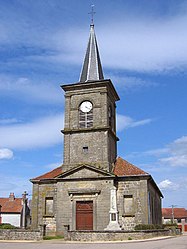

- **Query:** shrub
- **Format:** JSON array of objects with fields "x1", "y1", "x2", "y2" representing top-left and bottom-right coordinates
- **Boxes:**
[
  {"x1": 0, "y1": 223, "x2": 17, "y2": 229},
  {"x1": 163, "y1": 223, "x2": 178, "y2": 230},
  {"x1": 134, "y1": 224, "x2": 164, "y2": 230}
]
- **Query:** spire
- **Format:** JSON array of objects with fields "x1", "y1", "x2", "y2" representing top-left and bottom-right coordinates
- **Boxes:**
[{"x1": 79, "y1": 24, "x2": 104, "y2": 82}]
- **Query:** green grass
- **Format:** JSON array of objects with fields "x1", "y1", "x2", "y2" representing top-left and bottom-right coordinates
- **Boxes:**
[
  {"x1": 43, "y1": 235, "x2": 64, "y2": 240},
  {"x1": 0, "y1": 223, "x2": 18, "y2": 229}
]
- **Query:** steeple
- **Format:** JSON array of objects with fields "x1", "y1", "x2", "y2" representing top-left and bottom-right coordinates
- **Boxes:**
[{"x1": 79, "y1": 24, "x2": 104, "y2": 82}]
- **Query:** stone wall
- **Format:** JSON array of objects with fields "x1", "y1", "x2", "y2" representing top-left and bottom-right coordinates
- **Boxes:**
[
  {"x1": 0, "y1": 229, "x2": 42, "y2": 241},
  {"x1": 67, "y1": 230, "x2": 170, "y2": 241},
  {"x1": 117, "y1": 178, "x2": 149, "y2": 230},
  {"x1": 148, "y1": 181, "x2": 162, "y2": 224},
  {"x1": 32, "y1": 176, "x2": 115, "y2": 236},
  {"x1": 56, "y1": 178, "x2": 114, "y2": 235},
  {"x1": 31, "y1": 182, "x2": 57, "y2": 232}
]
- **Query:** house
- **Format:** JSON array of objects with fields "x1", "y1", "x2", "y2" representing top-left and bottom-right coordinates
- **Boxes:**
[
  {"x1": 0, "y1": 192, "x2": 30, "y2": 228},
  {"x1": 30, "y1": 22, "x2": 163, "y2": 236},
  {"x1": 162, "y1": 208, "x2": 187, "y2": 232}
]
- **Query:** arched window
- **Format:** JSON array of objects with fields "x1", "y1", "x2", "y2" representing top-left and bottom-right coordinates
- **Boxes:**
[{"x1": 79, "y1": 101, "x2": 93, "y2": 128}]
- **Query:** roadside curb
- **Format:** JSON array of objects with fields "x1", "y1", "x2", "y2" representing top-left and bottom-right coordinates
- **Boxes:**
[{"x1": 0, "y1": 235, "x2": 178, "y2": 244}]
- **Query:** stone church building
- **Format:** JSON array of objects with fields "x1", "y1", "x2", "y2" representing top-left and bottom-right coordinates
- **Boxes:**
[{"x1": 31, "y1": 23, "x2": 163, "y2": 236}]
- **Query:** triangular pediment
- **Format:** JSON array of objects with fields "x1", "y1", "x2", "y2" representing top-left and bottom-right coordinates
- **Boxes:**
[{"x1": 56, "y1": 164, "x2": 114, "y2": 180}]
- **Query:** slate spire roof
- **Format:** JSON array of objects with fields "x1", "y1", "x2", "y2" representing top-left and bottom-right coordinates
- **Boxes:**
[{"x1": 79, "y1": 24, "x2": 104, "y2": 82}]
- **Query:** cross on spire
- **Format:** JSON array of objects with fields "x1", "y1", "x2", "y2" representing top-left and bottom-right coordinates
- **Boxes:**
[
  {"x1": 79, "y1": 10, "x2": 104, "y2": 82},
  {"x1": 88, "y1": 4, "x2": 96, "y2": 25}
]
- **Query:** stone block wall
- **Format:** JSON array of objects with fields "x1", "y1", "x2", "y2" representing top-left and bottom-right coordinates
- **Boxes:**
[
  {"x1": 65, "y1": 131, "x2": 109, "y2": 169},
  {"x1": 62, "y1": 80, "x2": 118, "y2": 173},
  {"x1": 0, "y1": 229, "x2": 42, "y2": 241},
  {"x1": 148, "y1": 181, "x2": 162, "y2": 224},
  {"x1": 117, "y1": 178, "x2": 149, "y2": 230},
  {"x1": 55, "y1": 178, "x2": 113, "y2": 235},
  {"x1": 67, "y1": 230, "x2": 170, "y2": 241},
  {"x1": 31, "y1": 182, "x2": 57, "y2": 234}
]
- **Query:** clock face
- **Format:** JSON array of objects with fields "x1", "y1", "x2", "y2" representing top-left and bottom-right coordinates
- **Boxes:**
[{"x1": 80, "y1": 101, "x2": 93, "y2": 113}]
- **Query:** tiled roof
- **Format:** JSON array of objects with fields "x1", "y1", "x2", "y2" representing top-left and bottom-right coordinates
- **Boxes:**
[
  {"x1": 162, "y1": 208, "x2": 187, "y2": 219},
  {"x1": 32, "y1": 157, "x2": 149, "y2": 181},
  {"x1": 0, "y1": 198, "x2": 22, "y2": 213},
  {"x1": 113, "y1": 157, "x2": 149, "y2": 176},
  {"x1": 32, "y1": 165, "x2": 62, "y2": 180}
]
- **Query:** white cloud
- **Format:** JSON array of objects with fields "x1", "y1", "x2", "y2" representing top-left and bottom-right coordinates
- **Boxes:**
[
  {"x1": 0, "y1": 114, "x2": 64, "y2": 150},
  {"x1": 131, "y1": 135, "x2": 187, "y2": 168},
  {"x1": 117, "y1": 114, "x2": 152, "y2": 131},
  {"x1": 159, "y1": 155, "x2": 187, "y2": 167},
  {"x1": 170, "y1": 136, "x2": 187, "y2": 156},
  {"x1": 0, "y1": 76, "x2": 63, "y2": 104},
  {"x1": 55, "y1": 12, "x2": 187, "y2": 73},
  {"x1": 158, "y1": 179, "x2": 179, "y2": 190},
  {"x1": 0, "y1": 148, "x2": 13, "y2": 160},
  {"x1": 144, "y1": 148, "x2": 170, "y2": 157},
  {"x1": 0, "y1": 118, "x2": 19, "y2": 125},
  {"x1": 0, "y1": 173, "x2": 32, "y2": 197},
  {"x1": 1, "y1": 6, "x2": 187, "y2": 73},
  {"x1": 101, "y1": 14, "x2": 187, "y2": 72},
  {"x1": 158, "y1": 136, "x2": 187, "y2": 167},
  {"x1": 110, "y1": 75, "x2": 158, "y2": 91}
]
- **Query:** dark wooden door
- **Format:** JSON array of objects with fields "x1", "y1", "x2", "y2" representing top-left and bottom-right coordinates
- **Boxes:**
[{"x1": 76, "y1": 201, "x2": 93, "y2": 230}]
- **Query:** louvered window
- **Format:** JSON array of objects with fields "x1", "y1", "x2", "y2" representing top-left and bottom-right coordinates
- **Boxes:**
[
  {"x1": 109, "y1": 106, "x2": 112, "y2": 127},
  {"x1": 79, "y1": 109, "x2": 93, "y2": 128}
]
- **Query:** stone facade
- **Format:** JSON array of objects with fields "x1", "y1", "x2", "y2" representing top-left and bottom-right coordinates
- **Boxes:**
[
  {"x1": 117, "y1": 178, "x2": 149, "y2": 230},
  {"x1": 117, "y1": 176, "x2": 162, "y2": 230},
  {"x1": 31, "y1": 167, "x2": 162, "y2": 235},
  {"x1": 62, "y1": 80, "x2": 119, "y2": 173},
  {"x1": 31, "y1": 166, "x2": 116, "y2": 235},
  {"x1": 30, "y1": 24, "x2": 163, "y2": 238}
]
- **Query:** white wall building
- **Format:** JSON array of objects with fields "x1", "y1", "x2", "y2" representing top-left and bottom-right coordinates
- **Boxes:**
[{"x1": 0, "y1": 192, "x2": 30, "y2": 228}]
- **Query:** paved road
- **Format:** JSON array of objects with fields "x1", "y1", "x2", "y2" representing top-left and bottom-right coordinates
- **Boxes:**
[{"x1": 0, "y1": 235, "x2": 187, "y2": 249}]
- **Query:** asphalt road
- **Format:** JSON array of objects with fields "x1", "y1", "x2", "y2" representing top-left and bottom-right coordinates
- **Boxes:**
[{"x1": 0, "y1": 235, "x2": 187, "y2": 249}]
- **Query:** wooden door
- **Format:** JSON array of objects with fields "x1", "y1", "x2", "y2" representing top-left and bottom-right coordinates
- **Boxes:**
[{"x1": 76, "y1": 201, "x2": 93, "y2": 230}]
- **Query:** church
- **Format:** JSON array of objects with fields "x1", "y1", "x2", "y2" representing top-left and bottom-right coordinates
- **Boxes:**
[{"x1": 30, "y1": 22, "x2": 163, "y2": 236}]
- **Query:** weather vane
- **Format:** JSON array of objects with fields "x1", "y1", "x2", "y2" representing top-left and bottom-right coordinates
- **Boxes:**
[{"x1": 88, "y1": 4, "x2": 96, "y2": 25}]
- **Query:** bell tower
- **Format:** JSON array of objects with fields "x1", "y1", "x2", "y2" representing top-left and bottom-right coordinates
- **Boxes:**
[{"x1": 61, "y1": 24, "x2": 119, "y2": 173}]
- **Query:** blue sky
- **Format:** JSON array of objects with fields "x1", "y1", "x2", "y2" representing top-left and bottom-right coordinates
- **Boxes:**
[{"x1": 0, "y1": 0, "x2": 187, "y2": 209}]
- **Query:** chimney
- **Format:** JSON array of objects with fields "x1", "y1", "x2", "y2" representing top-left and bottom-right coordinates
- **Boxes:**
[{"x1": 9, "y1": 193, "x2": 15, "y2": 201}]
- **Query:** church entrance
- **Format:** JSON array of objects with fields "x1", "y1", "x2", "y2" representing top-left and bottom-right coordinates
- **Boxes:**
[{"x1": 76, "y1": 201, "x2": 93, "y2": 230}]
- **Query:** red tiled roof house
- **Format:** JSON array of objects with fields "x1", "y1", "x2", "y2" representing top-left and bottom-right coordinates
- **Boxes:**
[
  {"x1": 162, "y1": 208, "x2": 187, "y2": 232},
  {"x1": 0, "y1": 193, "x2": 30, "y2": 228}
]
